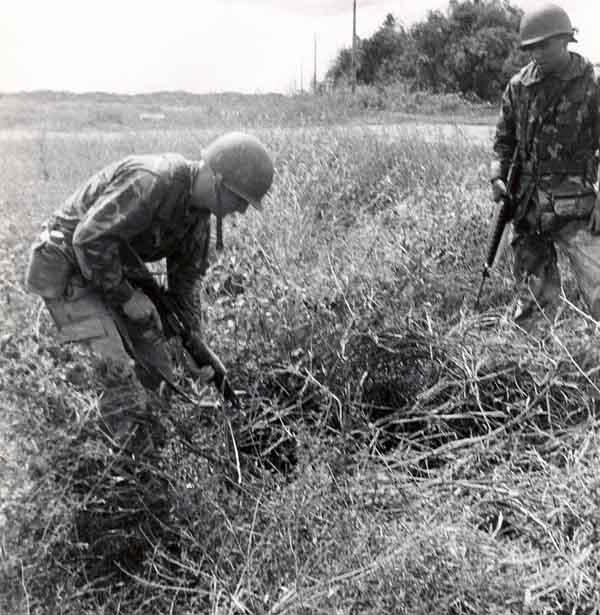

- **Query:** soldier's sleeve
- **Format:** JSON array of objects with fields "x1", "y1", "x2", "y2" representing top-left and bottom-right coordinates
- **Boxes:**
[
  {"x1": 166, "y1": 215, "x2": 211, "y2": 330},
  {"x1": 491, "y1": 81, "x2": 518, "y2": 182},
  {"x1": 72, "y1": 169, "x2": 166, "y2": 304}
]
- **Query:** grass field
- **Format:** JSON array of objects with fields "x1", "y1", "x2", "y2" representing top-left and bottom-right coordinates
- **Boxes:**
[
  {"x1": 1, "y1": 93, "x2": 600, "y2": 614},
  {"x1": 0, "y1": 87, "x2": 496, "y2": 131}
]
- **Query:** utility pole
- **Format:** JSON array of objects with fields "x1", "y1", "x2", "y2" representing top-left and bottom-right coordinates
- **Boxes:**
[
  {"x1": 300, "y1": 63, "x2": 303, "y2": 93},
  {"x1": 313, "y1": 33, "x2": 317, "y2": 94},
  {"x1": 351, "y1": 0, "x2": 357, "y2": 94}
]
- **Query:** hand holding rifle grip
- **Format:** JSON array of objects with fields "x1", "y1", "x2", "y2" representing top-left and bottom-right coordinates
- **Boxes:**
[
  {"x1": 122, "y1": 244, "x2": 240, "y2": 408},
  {"x1": 183, "y1": 333, "x2": 241, "y2": 409},
  {"x1": 161, "y1": 295, "x2": 241, "y2": 409}
]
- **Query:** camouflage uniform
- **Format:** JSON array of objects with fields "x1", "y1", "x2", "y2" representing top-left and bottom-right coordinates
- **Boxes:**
[
  {"x1": 27, "y1": 153, "x2": 211, "y2": 447},
  {"x1": 492, "y1": 52, "x2": 600, "y2": 321}
]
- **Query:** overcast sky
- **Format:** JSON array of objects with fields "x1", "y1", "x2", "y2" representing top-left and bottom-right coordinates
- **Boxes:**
[{"x1": 2, "y1": 0, "x2": 599, "y2": 94}]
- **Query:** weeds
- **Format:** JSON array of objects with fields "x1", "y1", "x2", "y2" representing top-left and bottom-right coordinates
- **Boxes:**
[{"x1": 1, "y1": 110, "x2": 599, "y2": 614}]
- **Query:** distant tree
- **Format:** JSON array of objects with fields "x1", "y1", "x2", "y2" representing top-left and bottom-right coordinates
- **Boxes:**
[
  {"x1": 326, "y1": 47, "x2": 358, "y2": 87},
  {"x1": 326, "y1": 0, "x2": 528, "y2": 102},
  {"x1": 326, "y1": 14, "x2": 410, "y2": 87},
  {"x1": 409, "y1": 10, "x2": 456, "y2": 92},
  {"x1": 358, "y1": 14, "x2": 410, "y2": 84},
  {"x1": 409, "y1": 0, "x2": 526, "y2": 100}
]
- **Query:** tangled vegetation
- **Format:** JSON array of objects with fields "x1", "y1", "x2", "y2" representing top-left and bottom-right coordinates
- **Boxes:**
[{"x1": 1, "y1": 104, "x2": 600, "y2": 614}]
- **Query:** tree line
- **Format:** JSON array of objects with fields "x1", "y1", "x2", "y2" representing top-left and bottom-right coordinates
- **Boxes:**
[{"x1": 326, "y1": 0, "x2": 529, "y2": 102}]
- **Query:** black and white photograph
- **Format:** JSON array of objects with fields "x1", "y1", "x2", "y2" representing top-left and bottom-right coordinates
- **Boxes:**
[{"x1": 2, "y1": 1, "x2": 600, "y2": 613}]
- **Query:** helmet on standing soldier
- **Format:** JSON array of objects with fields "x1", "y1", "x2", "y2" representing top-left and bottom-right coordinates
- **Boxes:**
[
  {"x1": 519, "y1": 3, "x2": 577, "y2": 49},
  {"x1": 202, "y1": 132, "x2": 274, "y2": 210}
]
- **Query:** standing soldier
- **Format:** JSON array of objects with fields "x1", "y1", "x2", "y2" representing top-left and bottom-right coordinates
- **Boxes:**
[
  {"x1": 490, "y1": 3, "x2": 600, "y2": 326},
  {"x1": 25, "y1": 132, "x2": 274, "y2": 452}
]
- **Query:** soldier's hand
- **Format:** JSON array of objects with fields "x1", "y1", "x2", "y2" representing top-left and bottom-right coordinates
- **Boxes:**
[
  {"x1": 588, "y1": 194, "x2": 600, "y2": 235},
  {"x1": 491, "y1": 178, "x2": 508, "y2": 203},
  {"x1": 196, "y1": 365, "x2": 216, "y2": 386},
  {"x1": 122, "y1": 289, "x2": 161, "y2": 327}
]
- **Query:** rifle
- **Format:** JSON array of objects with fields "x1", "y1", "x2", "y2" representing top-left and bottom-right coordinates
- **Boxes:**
[
  {"x1": 216, "y1": 215, "x2": 224, "y2": 251},
  {"x1": 123, "y1": 248, "x2": 240, "y2": 409},
  {"x1": 475, "y1": 146, "x2": 520, "y2": 310}
]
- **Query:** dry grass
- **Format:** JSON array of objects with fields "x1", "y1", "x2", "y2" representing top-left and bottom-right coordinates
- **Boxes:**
[{"x1": 1, "y1": 100, "x2": 599, "y2": 614}]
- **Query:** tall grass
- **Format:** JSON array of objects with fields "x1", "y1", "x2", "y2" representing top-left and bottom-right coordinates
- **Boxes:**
[{"x1": 1, "y1": 122, "x2": 599, "y2": 614}]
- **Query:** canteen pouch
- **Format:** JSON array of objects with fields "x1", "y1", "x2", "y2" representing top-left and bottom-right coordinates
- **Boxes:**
[{"x1": 25, "y1": 229, "x2": 74, "y2": 298}]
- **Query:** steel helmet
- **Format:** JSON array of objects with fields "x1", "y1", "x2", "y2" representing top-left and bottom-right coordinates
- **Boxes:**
[
  {"x1": 202, "y1": 132, "x2": 274, "y2": 210},
  {"x1": 519, "y1": 4, "x2": 576, "y2": 49}
]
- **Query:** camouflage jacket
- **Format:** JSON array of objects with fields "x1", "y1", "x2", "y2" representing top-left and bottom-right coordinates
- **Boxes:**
[
  {"x1": 48, "y1": 153, "x2": 210, "y2": 319},
  {"x1": 492, "y1": 52, "x2": 600, "y2": 206}
]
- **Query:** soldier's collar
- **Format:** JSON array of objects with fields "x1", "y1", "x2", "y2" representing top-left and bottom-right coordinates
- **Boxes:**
[{"x1": 521, "y1": 52, "x2": 585, "y2": 86}]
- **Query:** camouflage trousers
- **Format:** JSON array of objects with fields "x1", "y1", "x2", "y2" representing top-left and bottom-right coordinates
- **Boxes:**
[
  {"x1": 512, "y1": 219, "x2": 600, "y2": 324},
  {"x1": 44, "y1": 274, "x2": 174, "y2": 452}
]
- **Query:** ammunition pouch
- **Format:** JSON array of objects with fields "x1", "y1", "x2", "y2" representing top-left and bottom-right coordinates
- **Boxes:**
[
  {"x1": 26, "y1": 229, "x2": 74, "y2": 298},
  {"x1": 537, "y1": 180, "x2": 596, "y2": 233}
]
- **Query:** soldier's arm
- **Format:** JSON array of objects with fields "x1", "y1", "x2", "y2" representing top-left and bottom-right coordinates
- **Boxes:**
[
  {"x1": 72, "y1": 169, "x2": 166, "y2": 304},
  {"x1": 166, "y1": 215, "x2": 211, "y2": 329},
  {"x1": 491, "y1": 81, "x2": 518, "y2": 183}
]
